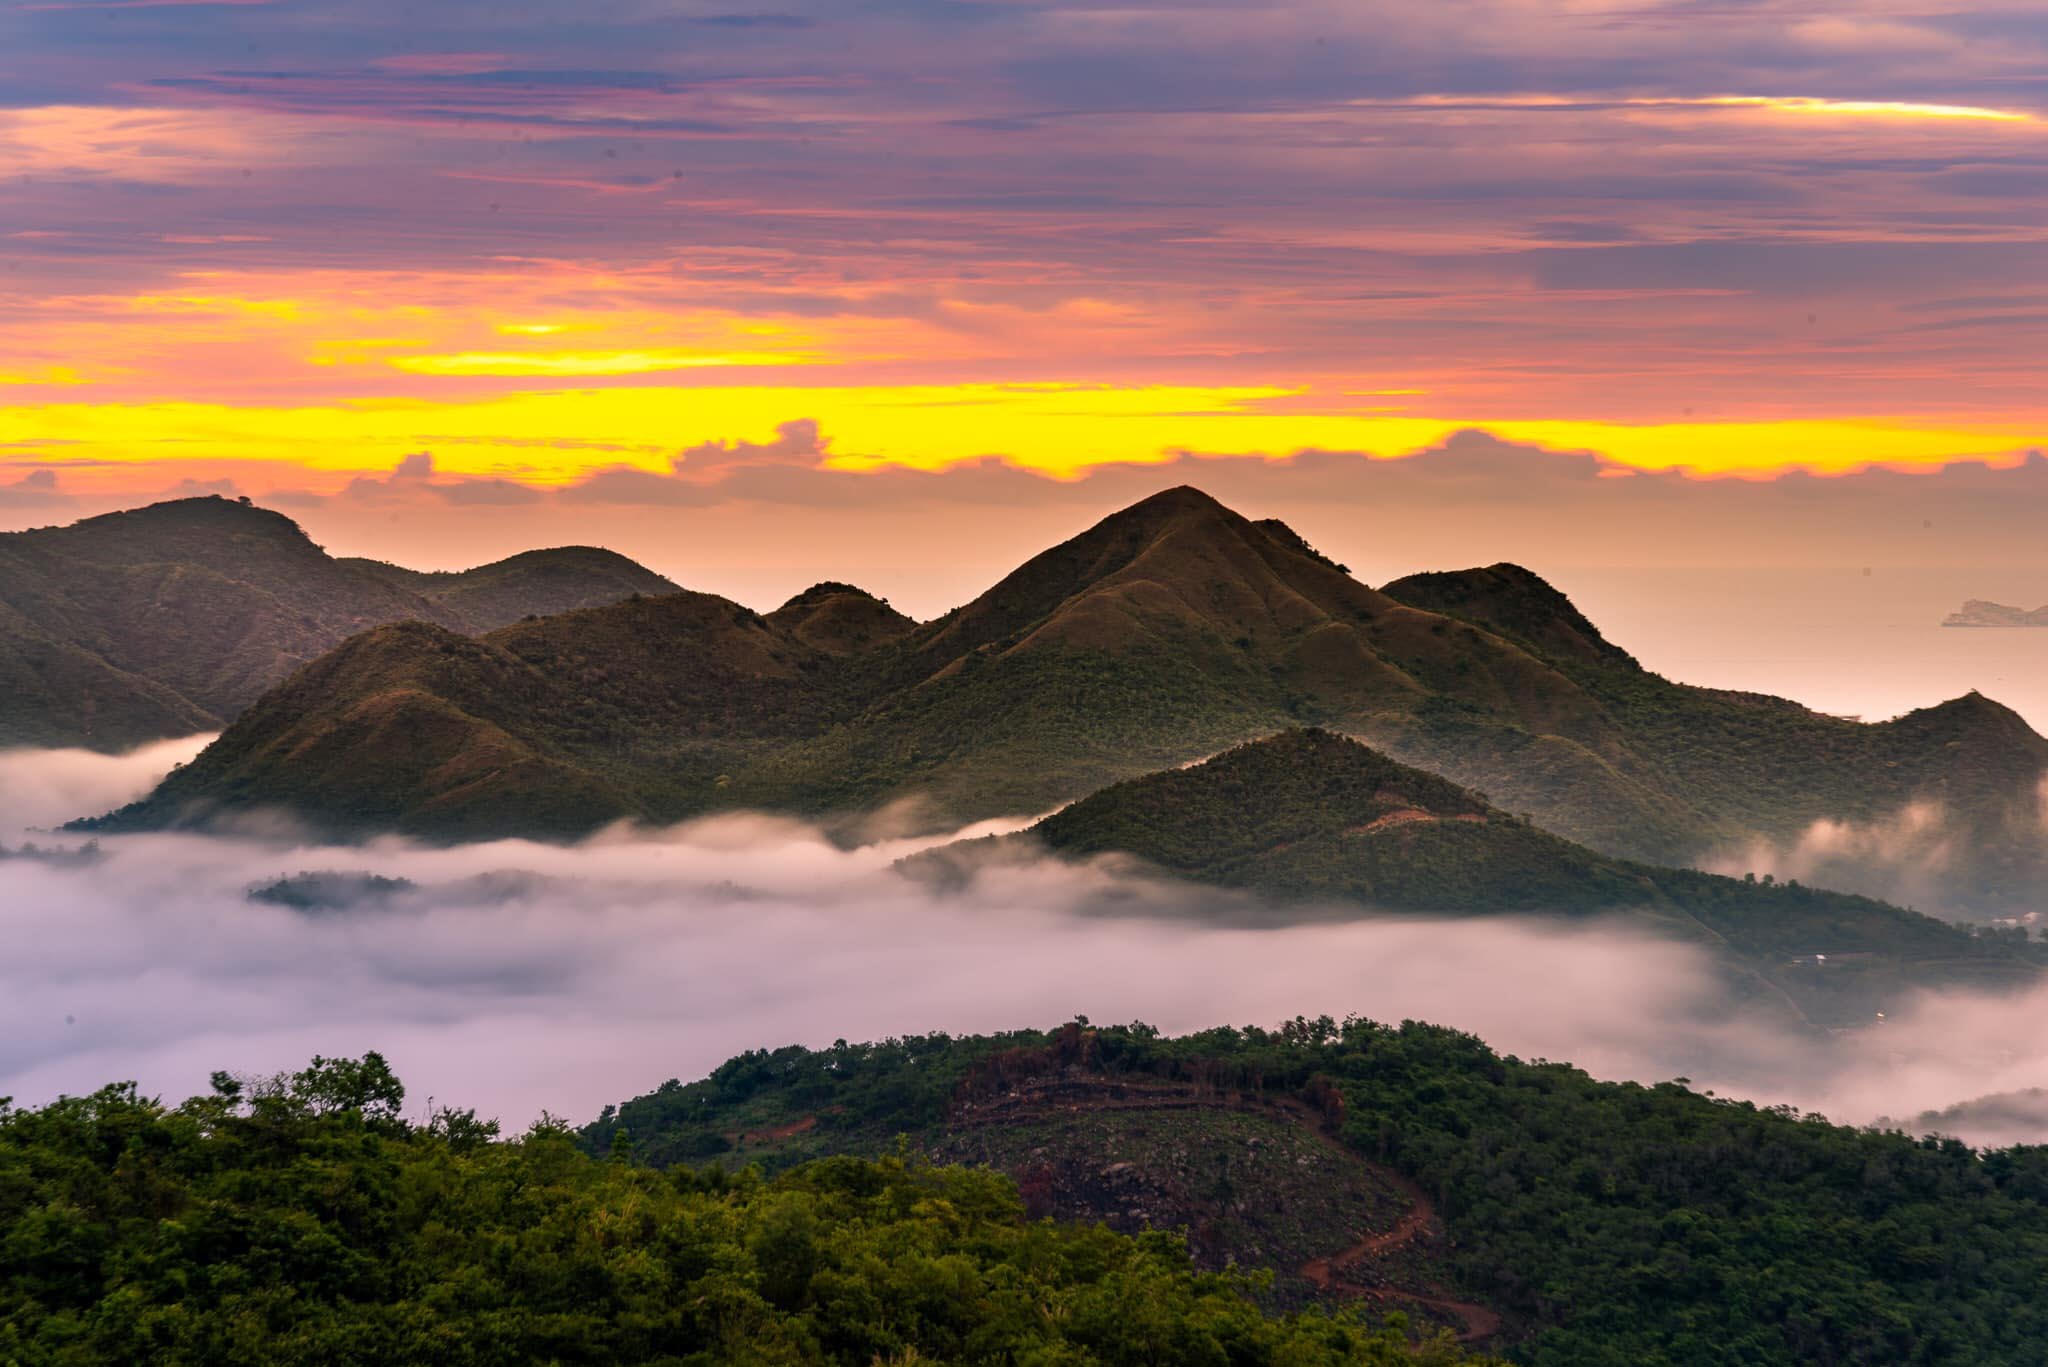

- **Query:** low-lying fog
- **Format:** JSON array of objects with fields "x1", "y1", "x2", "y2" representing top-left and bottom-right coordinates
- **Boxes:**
[{"x1": 3, "y1": 739, "x2": 2046, "y2": 1147}]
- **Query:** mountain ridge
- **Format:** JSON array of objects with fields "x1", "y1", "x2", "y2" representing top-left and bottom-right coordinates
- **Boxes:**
[
  {"x1": 992, "y1": 729, "x2": 2044, "y2": 1023},
  {"x1": 0, "y1": 496, "x2": 679, "y2": 748},
  {"x1": 1944, "y1": 598, "x2": 2048, "y2": 628},
  {"x1": 78, "y1": 488, "x2": 2048, "y2": 913}
]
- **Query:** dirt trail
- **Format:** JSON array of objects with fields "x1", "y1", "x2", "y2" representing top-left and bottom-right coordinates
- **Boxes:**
[
  {"x1": 729, "y1": 1114, "x2": 817, "y2": 1146},
  {"x1": 1281, "y1": 1112, "x2": 1501, "y2": 1344},
  {"x1": 948, "y1": 1082, "x2": 1502, "y2": 1345}
]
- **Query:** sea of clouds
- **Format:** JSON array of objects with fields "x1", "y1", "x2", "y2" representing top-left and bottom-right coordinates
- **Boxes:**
[{"x1": 3, "y1": 738, "x2": 2046, "y2": 1144}]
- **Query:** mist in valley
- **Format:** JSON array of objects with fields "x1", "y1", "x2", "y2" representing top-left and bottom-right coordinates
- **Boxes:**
[{"x1": 3, "y1": 741, "x2": 2045, "y2": 1147}]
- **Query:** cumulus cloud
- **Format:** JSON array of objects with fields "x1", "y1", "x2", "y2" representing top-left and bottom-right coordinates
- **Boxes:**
[
  {"x1": 0, "y1": 468, "x2": 76, "y2": 510},
  {"x1": 338, "y1": 451, "x2": 543, "y2": 506},
  {"x1": 1704, "y1": 801, "x2": 1962, "y2": 912},
  {"x1": 1, "y1": 743, "x2": 2044, "y2": 1145}
]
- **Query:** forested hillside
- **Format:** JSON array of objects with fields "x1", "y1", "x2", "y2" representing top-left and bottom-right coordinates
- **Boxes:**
[
  {"x1": 0, "y1": 1053, "x2": 1490, "y2": 1367},
  {"x1": 999, "y1": 730, "x2": 2044, "y2": 1023},
  {"x1": 588, "y1": 1019, "x2": 2048, "y2": 1367}
]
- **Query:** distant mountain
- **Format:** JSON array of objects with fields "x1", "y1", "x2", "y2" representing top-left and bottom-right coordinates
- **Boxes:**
[
  {"x1": 764, "y1": 581, "x2": 917, "y2": 655},
  {"x1": 0, "y1": 496, "x2": 677, "y2": 749},
  {"x1": 1944, "y1": 599, "x2": 2048, "y2": 628},
  {"x1": 84, "y1": 488, "x2": 2048, "y2": 912},
  {"x1": 343, "y1": 546, "x2": 681, "y2": 634},
  {"x1": 1001, "y1": 730, "x2": 2043, "y2": 1024}
]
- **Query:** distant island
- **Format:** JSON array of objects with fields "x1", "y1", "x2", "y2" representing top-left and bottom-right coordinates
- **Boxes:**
[{"x1": 1945, "y1": 599, "x2": 2048, "y2": 628}]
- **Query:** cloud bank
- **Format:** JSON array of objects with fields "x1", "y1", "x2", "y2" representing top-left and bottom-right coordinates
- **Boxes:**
[
  {"x1": 0, "y1": 734, "x2": 215, "y2": 832},
  {"x1": 3, "y1": 747, "x2": 2046, "y2": 1147}
]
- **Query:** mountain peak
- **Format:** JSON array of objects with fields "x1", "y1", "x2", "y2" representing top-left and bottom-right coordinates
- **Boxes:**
[
  {"x1": 1122, "y1": 484, "x2": 1228, "y2": 517},
  {"x1": 767, "y1": 581, "x2": 915, "y2": 655},
  {"x1": 908, "y1": 484, "x2": 1389, "y2": 663},
  {"x1": 776, "y1": 580, "x2": 885, "y2": 609},
  {"x1": 1381, "y1": 562, "x2": 1636, "y2": 671},
  {"x1": 46, "y1": 495, "x2": 321, "y2": 561},
  {"x1": 1895, "y1": 689, "x2": 2042, "y2": 744}
]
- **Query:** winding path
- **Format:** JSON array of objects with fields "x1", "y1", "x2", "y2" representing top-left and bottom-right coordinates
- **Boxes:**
[
  {"x1": 948, "y1": 1082, "x2": 1503, "y2": 1344},
  {"x1": 1295, "y1": 1165, "x2": 1501, "y2": 1343}
]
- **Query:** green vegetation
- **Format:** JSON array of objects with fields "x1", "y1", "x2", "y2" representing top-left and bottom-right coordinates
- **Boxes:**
[
  {"x1": 246, "y1": 870, "x2": 417, "y2": 911},
  {"x1": 0, "y1": 496, "x2": 676, "y2": 749},
  {"x1": 84, "y1": 487, "x2": 2048, "y2": 913},
  {"x1": 1028, "y1": 729, "x2": 1647, "y2": 914},
  {"x1": 1010, "y1": 730, "x2": 2043, "y2": 1023},
  {"x1": 1381, "y1": 565, "x2": 2048, "y2": 911},
  {"x1": 0, "y1": 1053, "x2": 1492, "y2": 1367},
  {"x1": 589, "y1": 1019, "x2": 2048, "y2": 1367}
]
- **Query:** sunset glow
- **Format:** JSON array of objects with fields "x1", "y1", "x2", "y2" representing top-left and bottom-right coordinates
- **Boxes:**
[{"x1": 3, "y1": 0, "x2": 2046, "y2": 523}]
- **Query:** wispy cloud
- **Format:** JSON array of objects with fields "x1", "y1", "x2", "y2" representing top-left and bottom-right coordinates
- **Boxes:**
[{"x1": 4, "y1": 0, "x2": 2048, "y2": 503}]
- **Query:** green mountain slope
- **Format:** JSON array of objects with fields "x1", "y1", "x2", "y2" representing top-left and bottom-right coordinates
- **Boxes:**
[
  {"x1": 1381, "y1": 565, "x2": 2048, "y2": 909},
  {"x1": 764, "y1": 582, "x2": 917, "y2": 655},
  {"x1": 344, "y1": 544, "x2": 680, "y2": 632},
  {"x1": 0, "y1": 497, "x2": 677, "y2": 749},
  {"x1": 586, "y1": 1019, "x2": 2048, "y2": 1367},
  {"x1": 0, "y1": 1052, "x2": 1487, "y2": 1367},
  {"x1": 1006, "y1": 730, "x2": 2041, "y2": 1022},
  {"x1": 84, "y1": 487, "x2": 2048, "y2": 912}
]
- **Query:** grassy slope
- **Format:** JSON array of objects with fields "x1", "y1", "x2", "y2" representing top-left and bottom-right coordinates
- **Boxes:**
[
  {"x1": 1381, "y1": 564, "x2": 2048, "y2": 907},
  {"x1": 1017, "y1": 730, "x2": 2042, "y2": 1023},
  {"x1": 93, "y1": 488, "x2": 1614, "y2": 832},
  {"x1": 86, "y1": 488, "x2": 2048, "y2": 915},
  {"x1": 0, "y1": 498, "x2": 675, "y2": 750},
  {"x1": 343, "y1": 545, "x2": 681, "y2": 632}
]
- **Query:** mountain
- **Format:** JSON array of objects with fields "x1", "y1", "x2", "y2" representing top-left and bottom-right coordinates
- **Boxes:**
[
  {"x1": 585, "y1": 1019, "x2": 2048, "y2": 1366},
  {"x1": 764, "y1": 582, "x2": 917, "y2": 655},
  {"x1": 84, "y1": 488, "x2": 2048, "y2": 913},
  {"x1": 0, "y1": 1049, "x2": 1484, "y2": 1367},
  {"x1": 1378, "y1": 565, "x2": 2048, "y2": 911},
  {"x1": 998, "y1": 730, "x2": 2043, "y2": 1023},
  {"x1": 0, "y1": 496, "x2": 677, "y2": 749},
  {"x1": 1945, "y1": 599, "x2": 2048, "y2": 628},
  {"x1": 80, "y1": 486, "x2": 1626, "y2": 835},
  {"x1": 343, "y1": 546, "x2": 681, "y2": 632}
]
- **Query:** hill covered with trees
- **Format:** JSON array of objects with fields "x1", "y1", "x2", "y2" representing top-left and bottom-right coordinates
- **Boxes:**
[
  {"x1": 993, "y1": 729, "x2": 2043, "y2": 1023},
  {"x1": 0, "y1": 1051, "x2": 1490, "y2": 1367},
  {"x1": 587, "y1": 1019, "x2": 2048, "y2": 1367}
]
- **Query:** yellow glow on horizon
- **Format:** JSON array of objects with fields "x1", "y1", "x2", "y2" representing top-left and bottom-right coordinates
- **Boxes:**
[
  {"x1": 0, "y1": 365, "x2": 87, "y2": 387},
  {"x1": 1381, "y1": 93, "x2": 2036, "y2": 124},
  {"x1": 0, "y1": 384, "x2": 2038, "y2": 492},
  {"x1": 128, "y1": 294, "x2": 307, "y2": 320},
  {"x1": 391, "y1": 350, "x2": 826, "y2": 376},
  {"x1": 1685, "y1": 95, "x2": 2033, "y2": 123}
]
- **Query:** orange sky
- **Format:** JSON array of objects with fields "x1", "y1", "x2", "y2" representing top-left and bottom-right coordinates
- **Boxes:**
[{"x1": 3, "y1": 0, "x2": 2048, "y2": 520}]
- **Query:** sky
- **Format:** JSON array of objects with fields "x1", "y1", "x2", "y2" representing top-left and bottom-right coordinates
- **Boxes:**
[{"x1": 4, "y1": 0, "x2": 2048, "y2": 533}]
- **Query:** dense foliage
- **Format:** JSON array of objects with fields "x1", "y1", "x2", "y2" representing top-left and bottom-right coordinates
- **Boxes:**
[
  {"x1": 590, "y1": 1019, "x2": 2048, "y2": 1367},
  {"x1": 0, "y1": 1053, "x2": 1492, "y2": 1367}
]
